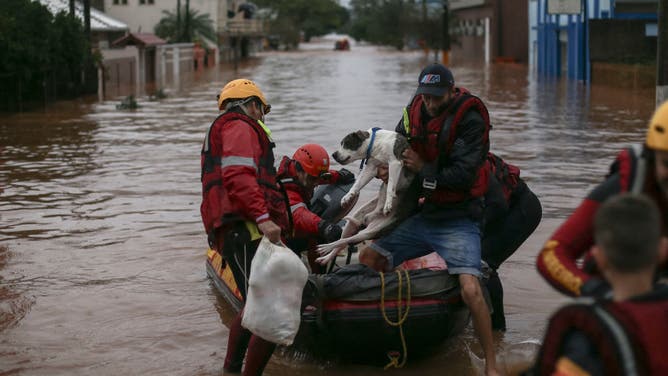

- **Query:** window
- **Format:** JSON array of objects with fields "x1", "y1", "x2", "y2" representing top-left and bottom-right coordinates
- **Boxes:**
[
  {"x1": 113, "y1": 0, "x2": 128, "y2": 4},
  {"x1": 139, "y1": 0, "x2": 154, "y2": 4}
]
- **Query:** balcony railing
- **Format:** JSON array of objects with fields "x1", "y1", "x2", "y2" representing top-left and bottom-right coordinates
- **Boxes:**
[{"x1": 223, "y1": 19, "x2": 264, "y2": 35}]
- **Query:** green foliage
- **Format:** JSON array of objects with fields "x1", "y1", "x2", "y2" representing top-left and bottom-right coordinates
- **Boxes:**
[
  {"x1": 347, "y1": 0, "x2": 453, "y2": 50},
  {"x1": 154, "y1": 6, "x2": 216, "y2": 43},
  {"x1": 116, "y1": 95, "x2": 139, "y2": 110},
  {"x1": 0, "y1": 0, "x2": 94, "y2": 110},
  {"x1": 253, "y1": 0, "x2": 349, "y2": 47}
]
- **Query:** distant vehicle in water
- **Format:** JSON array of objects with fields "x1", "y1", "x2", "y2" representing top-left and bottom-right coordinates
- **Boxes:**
[{"x1": 334, "y1": 38, "x2": 350, "y2": 51}]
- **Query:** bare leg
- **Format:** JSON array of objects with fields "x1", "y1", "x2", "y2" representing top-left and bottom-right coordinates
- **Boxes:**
[
  {"x1": 459, "y1": 274, "x2": 499, "y2": 376},
  {"x1": 358, "y1": 247, "x2": 388, "y2": 272}
]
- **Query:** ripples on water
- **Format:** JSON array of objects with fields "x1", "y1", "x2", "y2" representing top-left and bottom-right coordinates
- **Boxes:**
[{"x1": 0, "y1": 38, "x2": 656, "y2": 375}]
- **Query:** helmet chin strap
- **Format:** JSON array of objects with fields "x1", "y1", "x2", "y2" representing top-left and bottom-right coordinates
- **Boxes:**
[{"x1": 224, "y1": 97, "x2": 256, "y2": 118}]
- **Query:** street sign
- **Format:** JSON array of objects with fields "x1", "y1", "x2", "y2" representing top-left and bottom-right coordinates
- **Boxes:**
[{"x1": 547, "y1": 0, "x2": 582, "y2": 14}]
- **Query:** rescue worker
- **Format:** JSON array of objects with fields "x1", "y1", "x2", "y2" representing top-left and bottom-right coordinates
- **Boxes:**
[
  {"x1": 482, "y1": 153, "x2": 542, "y2": 331},
  {"x1": 370, "y1": 154, "x2": 542, "y2": 331},
  {"x1": 536, "y1": 101, "x2": 668, "y2": 297},
  {"x1": 277, "y1": 143, "x2": 355, "y2": 272},
  {"x1": 529, "y1": 194, "x2": 668, "y2": 376},
  {"x1": 359, "y1": 63, "x2": 499, "y2": 375},
  {"x1": 200, "y1": 78, "x2": 286, "y2": 375}
]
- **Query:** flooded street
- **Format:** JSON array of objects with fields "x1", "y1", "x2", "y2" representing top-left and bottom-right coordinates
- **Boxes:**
[{"x1": 0, "y1": 39, "x2": 657, "y2": 375}]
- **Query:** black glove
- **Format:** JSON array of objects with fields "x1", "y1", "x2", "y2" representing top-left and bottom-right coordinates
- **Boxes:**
[
  {"x1": 335, "y1": 168, "x2": 355, "y2": 185},
  {"x1": 580, "y1": 277, "x2": 612, "y2": 298},
  {"x1": 318, "y1": 220, "x2": 342, "y2": 243}
]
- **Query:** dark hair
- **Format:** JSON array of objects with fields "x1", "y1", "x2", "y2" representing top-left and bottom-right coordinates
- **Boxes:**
[{"x1": 594, "y1": 193, "x2": 661, "y2": 272}]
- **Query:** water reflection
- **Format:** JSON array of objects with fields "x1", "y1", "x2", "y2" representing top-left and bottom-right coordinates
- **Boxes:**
[{"x1": 0, "y1": 39, "x2": 657, "y2": 375}]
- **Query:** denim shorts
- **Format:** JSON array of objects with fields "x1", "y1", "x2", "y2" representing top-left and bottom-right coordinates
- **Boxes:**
[{"x1": 370, "y1": 213, "x2": 482, "y2": 276}]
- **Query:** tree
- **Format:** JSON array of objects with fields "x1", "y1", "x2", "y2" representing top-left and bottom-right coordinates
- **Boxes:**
[
  {"x1": 346, "y1": 0, "x2": 455, "y2": 50},
  {"x1": 0, "y1": 0, "x2": 94, "y2": 110},
  {"x1": 154, "y1": 5, "x2": 216, "y2": 43},
  {"x1": 253, "y1": 0, "x2": 349, "y2": 48},
  {"x1": 348, "y1": 0, "x2": 414, "y2": 49}
]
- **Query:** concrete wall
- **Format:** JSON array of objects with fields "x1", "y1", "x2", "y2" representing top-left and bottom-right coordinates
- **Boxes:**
[
  {"x1": 450, "y1": 0, "x2": 528, "y2": 63},
  {"x1": 589, "y1": 19, "x2": 656, "y2": 64},
  {"x1": 498, "y1": 0, "x2": 528, "y2": 62},
  {"x1": 100, "y1": 46, "x2": 139, "y2": 98}
]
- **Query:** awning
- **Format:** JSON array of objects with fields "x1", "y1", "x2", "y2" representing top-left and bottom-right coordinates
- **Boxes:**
[{"x1": 112, "y1": 33, "x2": 167, "y2": 48}]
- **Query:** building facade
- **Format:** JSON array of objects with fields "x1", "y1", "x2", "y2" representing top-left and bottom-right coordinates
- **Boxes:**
[
  {"x1": 529, "y1": 0, "x2": 658, "y2": 84},
  {"x1": 450, "y1": 0, "x2": 529, "y2": 63}
]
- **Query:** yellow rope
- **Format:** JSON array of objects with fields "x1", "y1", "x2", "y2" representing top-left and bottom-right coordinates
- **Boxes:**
[{"x1": 379, "y1": 269, "x2": 411, "y2": 369}]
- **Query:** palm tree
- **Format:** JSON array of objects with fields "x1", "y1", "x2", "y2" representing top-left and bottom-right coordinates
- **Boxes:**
[{"x1": 154, "y1": 5, "x2": 216, "y2": 43}]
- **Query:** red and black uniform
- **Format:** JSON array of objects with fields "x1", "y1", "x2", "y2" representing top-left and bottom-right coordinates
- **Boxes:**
[
  {"x1": 397, "y1": 87, "x2": 491, "y2": 219},
  {"x1": 537, "y1": 146, "x2": 668, "y2": 297},
  {"x1": 200, "y1": 110, "x2": 287, "y2": 376},
  {"x1": 276, "y1": 156, "x2": 345, "y2": 239},
  {"x1": 529, "y1": 285, "x2": 668, "y2": 376},
  {"x1": 276, "y1": 156, "x2": 348, "y2": 272}
]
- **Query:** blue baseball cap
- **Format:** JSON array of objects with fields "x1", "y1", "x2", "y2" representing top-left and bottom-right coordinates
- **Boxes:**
[{"x1": 415, "y1": 63, "x2": 455, "y2": 96}]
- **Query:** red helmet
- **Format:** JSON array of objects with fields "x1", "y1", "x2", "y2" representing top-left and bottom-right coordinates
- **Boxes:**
[{"x1": 292, "y1": 144, "x2": 330, "y2": 177}]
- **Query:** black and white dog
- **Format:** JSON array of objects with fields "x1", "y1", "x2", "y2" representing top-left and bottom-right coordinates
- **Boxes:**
[{"x1": 316, "y1": 128, "x2": 417, "y2": 265}]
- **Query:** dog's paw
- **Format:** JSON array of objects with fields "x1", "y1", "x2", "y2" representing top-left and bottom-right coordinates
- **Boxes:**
[
  {"x1": 316, "y1": 250, "x2": 336, "y2": 265},
  {"x1": 316, "y1": 246, "x2": 346, "y2": 265},
  {"x1": 341, "y1": 191, "x2": 358, "y2": 207},
  {"x1": 317, "y1": 243, "x2": 335, "y2": 255},
  {"x1": 382, "y1": 200, "x2": 394, "y2": 215}
]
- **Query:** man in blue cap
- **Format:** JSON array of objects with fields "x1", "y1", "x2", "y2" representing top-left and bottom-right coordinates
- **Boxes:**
[{"x1": 359, "y1": 63, "x2": 499, "y2": 375}]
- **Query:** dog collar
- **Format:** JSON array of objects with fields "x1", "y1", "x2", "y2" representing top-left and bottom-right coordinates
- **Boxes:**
[{"x1": 360, "y1": 127, "x2": 381, "y2": 169}]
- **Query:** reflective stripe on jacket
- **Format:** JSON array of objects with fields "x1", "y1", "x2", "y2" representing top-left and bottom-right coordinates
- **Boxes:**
[
  {"x1": 536, "y1": 146, "x2": 668, "y2": 296},
  {"x1": 200, "y1": 111, "x2": 288, "y2": 236}
]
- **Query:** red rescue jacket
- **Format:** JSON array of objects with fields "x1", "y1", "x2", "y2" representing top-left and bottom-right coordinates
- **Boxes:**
[
  {"x1": 404, "y1": 88, "x2": 491, "y2": 204},
  {"x1": 276, "y1": 156, "x2": 343, "y2": 238},
  {"x1": 537, "y1": 146, "x2": 668, "y2": 296},
  {"x1": 533, "y1": 286, "x2": 668, "y2": 376},
  {"x1": 200, "y1": 111, "x2": 288, "y2": 238}
]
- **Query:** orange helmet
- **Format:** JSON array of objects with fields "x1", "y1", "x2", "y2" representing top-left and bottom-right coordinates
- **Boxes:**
[
  {"x1": 217, "y1": 78, "x2": 270, "y2": 112},
  {"x1": 292, "y1": 144, "x2": 330, "y2": 177}
]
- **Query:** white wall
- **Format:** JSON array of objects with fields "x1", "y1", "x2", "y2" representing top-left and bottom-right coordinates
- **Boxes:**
[{"x1": 103, "y1": 0, "x2": 225, "y2": 35}]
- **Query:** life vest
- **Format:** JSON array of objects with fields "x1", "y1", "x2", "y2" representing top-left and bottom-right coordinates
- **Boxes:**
[
  {"x1": 200, "y1": 111, "x2": 289, "y2": 237},
  {"x1": 277, "y1": 157, "x2": 313, "y2": 203},
  {"x1": 607, "y1": 145, "x2": 650, "y2": 194},
  {"x1": 606, "y1": 145, "x2": 667, "y2": 231},
  {"x1": 403, "y1": 88, "x2": 490, "y2": 203},
  {"x1": 487, "y1": 152, "x2": 522, "y2": 203},
  {"x1": 534, "y1": 287, "x2": 668, "y2": 376}
]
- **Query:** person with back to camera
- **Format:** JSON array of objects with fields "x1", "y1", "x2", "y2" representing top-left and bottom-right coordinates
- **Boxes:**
[
  {"x1": 536, "y1": 101, "x2": 668, "y2": 298},
  {"x1": 528, "y1": 193, "x2": 668, "y2": 376},
  {"x1": 481, "y1": 152, "x2": 542, "y2": 331},
  {"x1": 357, "y1": 63, "x2": 500, "y2": 375},
  {"x1": 200, "y1": 78, "x2": 285, "y2": 375},
  {"x1": 276, "y1": 143, "x2": 354, "y2": 273}
]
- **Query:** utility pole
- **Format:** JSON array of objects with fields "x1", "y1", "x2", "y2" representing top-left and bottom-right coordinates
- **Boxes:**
[
  {"x1": 658, "y1": 0, "x2": 668, "y2": 105},
  {"x1": 83, "y1": 0, "x2": 91, "y2": 40},
  {"x1": 69, "y1": 0, "x2": 75, "y2": 18},
  {"x1": 184, "y1": 0, "x2": 190, "y2": 42},
  {"x1": 442, "y1": 1, "x2": 450, "y2": 65},
  {"x1": 176, "y1": 0, "x2": 181, "y2": 42}
]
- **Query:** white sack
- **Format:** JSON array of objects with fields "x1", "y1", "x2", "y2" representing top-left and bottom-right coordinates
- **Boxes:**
[{"x1": 241, "y1": 236, "x2": 308, "y2": 345}]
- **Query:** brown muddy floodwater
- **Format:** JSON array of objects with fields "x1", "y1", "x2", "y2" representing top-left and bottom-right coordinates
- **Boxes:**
[{"x1": 0, "y1": 38, "x2": 657, "y2": 375}]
